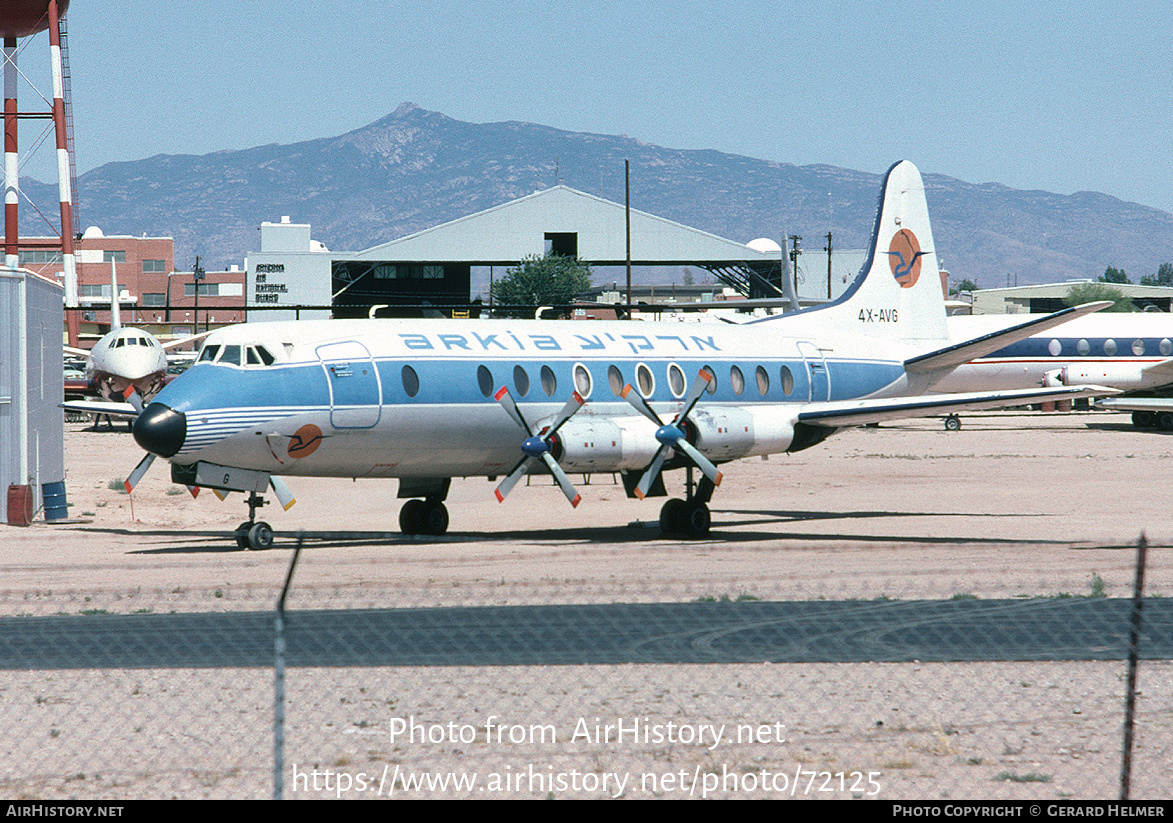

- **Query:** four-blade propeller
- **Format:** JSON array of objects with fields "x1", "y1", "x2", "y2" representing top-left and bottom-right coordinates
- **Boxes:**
[
  {"x1": 494, "y1": 386, "x2": 585, "y2": 507},
  {"x1": 621, "y1": 368, "x2": 723, "y2": 499}
]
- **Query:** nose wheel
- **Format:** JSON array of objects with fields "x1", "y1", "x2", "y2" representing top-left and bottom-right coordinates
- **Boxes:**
[{"x1": 234, "y1": 491, "x2": 275, "y2": 550}]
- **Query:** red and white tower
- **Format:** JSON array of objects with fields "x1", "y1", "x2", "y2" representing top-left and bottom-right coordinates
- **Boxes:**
[{"x1": 2, "y1": 0, "x2": 79, "y2": 345}]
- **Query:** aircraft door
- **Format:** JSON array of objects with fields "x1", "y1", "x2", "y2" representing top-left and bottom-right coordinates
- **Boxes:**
[
  {"x1": 797, "y1": 341, "x2": 830, "y2": 402},
  {"x1": 316, "y1": 341, "x2": 382, "y2": 428}
]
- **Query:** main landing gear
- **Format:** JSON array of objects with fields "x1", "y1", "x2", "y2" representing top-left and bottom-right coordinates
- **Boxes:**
[
  {"x1": 658, "y1": 472, "x2": 716, "y2": 539},
  {"x1": 398, "y1": 497, "x2": 450, "y2": 536},
  {"x1": 234, "y1": 491, "x2": 275, "y2": 550}
]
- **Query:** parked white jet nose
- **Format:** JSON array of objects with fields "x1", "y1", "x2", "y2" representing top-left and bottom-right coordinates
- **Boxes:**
[{"x1": 133, "y1": 402, "x2": 187, "y2": 458}]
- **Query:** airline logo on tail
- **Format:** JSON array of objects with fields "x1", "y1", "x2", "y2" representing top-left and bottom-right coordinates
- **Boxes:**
[{"x1": 888, "y1": 229, "x2": 925, "y2": 288}]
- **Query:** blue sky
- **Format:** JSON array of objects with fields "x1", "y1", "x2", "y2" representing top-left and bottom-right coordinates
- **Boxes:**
[{"x1": 13, "y1": 1, "x2": 1172, "y2": 214}]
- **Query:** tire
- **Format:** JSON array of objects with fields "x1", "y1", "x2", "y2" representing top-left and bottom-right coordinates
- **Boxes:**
[
  {"x1": 399, "y1": 499, "x2": 424, "y2": 535},
  {"x1": 247, "y1": 521, "x2": 274, "y2": 550},
  {"x1": 944, "y1": 415, "x2": 961, "y2": 432},
  {"x1": 659, "y1": 498, "x2": 687, "y2": 535},
  {"x1": 234, "y1": 523, "x2": 250, "y2": 550},
  {"x1": 682, "y1": 502, "x2": 711, "y2": 538},
  {"x1": 421, "y1": 501, "x2": 449, "y2": 536},
  {"x1": 1132, "y1": 411, "x2": 1155, "y2": 428}
]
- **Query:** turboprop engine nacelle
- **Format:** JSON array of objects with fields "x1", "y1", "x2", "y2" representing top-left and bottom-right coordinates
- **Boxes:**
[{"x1": 1061, "y1": 364, "x2": 1149, "y2": 391}]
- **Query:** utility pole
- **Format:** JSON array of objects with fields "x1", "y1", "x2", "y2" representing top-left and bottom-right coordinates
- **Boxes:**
[
  {"x1": 823, "y1": 232, "x2": 833, "y2": 299},
  {"x1": 192, "y1": 256, "x2": 205, "y2": 332},
  {"x1": 625, "y1": 160, "x2": 632, "y2": 316},
  {"x1": 787, "y1": 235, "x2": 802, "y2": 298}
]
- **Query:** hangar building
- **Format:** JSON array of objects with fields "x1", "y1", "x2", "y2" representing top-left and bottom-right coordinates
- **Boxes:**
[{"x1": 245, "y1": 186, "x2": 787, "y2": 320}]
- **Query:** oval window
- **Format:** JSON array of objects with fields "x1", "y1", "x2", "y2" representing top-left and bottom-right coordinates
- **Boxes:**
[
  {"x1": 401, "y1": 365, "x2": 420, "y2": 398},
  {"x1": 667, "y1": 363, "x2": 686, "y2": 398},
  {"x1": 636, "y1": 363, "x2": 654, "y2": 397},
  {"x1": 513, "y1": 364, "x2": 530, "y2": 396},
  {"x1": 756, "y1": 365, "x2": 770, "y2": 395},
  {"x1": 541, "y1": 365, "x2": 558, "y2": 397},
  {"x1": 1048, "y1": 339, "x2": 1061, "y2": 356},
  {"x1": 780, "y1": 365, "x2": 794, "y2": 396},
  {"x1": 730, "y1": 365, "x2": 745, "y2": 396},
  {"x1": 573, "y1": 363, "x2": 592, "y2": 397},
  {"x1": 1077, "y1": 339, "x2": 1090, "y2": 356},
  {"x1": 1162, "y1": 339, "x2": 1173, "y2": 357},
  {"x1": 1132, "y1": 338, "x2": 1146, "y2": 356},
  {"x1": 1104, "y1": 339, "x2": 1117, "y2": 356},
  {"x1": 703, "y1": 365, "x2": 717, "y2": 395},
  {"x1": 608, "y1": 365, "x2": 625, "y2": 396},
  {"x1": 477, "y1": 364, "x2": 494, "y2": 397}
]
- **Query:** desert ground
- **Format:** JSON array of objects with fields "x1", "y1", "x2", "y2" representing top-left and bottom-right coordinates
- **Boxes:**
[{"x1": 1, "y1": 410, "x2": 1169, "y2": 799}]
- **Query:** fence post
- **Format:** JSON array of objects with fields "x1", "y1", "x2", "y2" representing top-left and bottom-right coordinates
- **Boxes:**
[{"x1": 1119, "y1": 533, "x2": 1148, "y2": 800}]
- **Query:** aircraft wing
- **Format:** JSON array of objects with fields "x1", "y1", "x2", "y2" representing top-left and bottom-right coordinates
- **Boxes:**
[
  {"x1": 61, "y1": 399, "x2": 139, "y2": 419},
  {"x1": 1095, "y1": 397, "x2": 1173, "y2": 414},
  {"x1": 797, "y1": 385, "x2": 1119, "y2": 429},
  {"x1": 161, "y1": 330, "x2": 213, "y2": 351},
  {"x1": 904, "y1": 301, "x2": 1112, "y2": 374},
  {"x1": 1140, "y1": 358, "x2": 1173, "y2": 388}
]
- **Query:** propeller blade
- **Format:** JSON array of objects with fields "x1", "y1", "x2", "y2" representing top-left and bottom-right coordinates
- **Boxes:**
[
  {"x1": 679, "y1": 368, "x2": 714, "y2": 420},
  {"x1": 494, "y1": 455, "x2": 536, "y2": 503},
  {"x1": 187, "y1": 486, "x2": 200, "y2": 498},
  {"x1": 635, "y1": 445, "x2": 671, "y2": 500},
  {"x1": 546, "y1": 390, "x2": 586, "y2": 436},
  {"x1": 270, "y1": 476, "x2": 297, "y2": 511},
  {"x1": 123, "y1": 453, "x2": 155, "y2": 493},
  {"x1": 674, "y1": 440, "x2": 724, "y2": 487},
  {"x1": 120, "y1": 384, "x2": 145, "y2": 415},
  {"x1": 621, "y1": 384, "x2": 663, "y2": 426},
  {"x1": 494, "y1": 386, "x2": 533, "y2": 436},
  {"x1": 540, "y1": 452, "x2": 582, "y2": 508}
]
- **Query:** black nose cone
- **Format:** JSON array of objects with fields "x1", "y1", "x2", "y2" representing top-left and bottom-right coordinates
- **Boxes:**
[{"x1": 133, "y1": 402, "x2": 186, "y2": 458}]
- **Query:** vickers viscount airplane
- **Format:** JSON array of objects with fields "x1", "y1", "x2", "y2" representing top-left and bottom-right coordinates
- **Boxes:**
[{"x1": 129, "y1": 161, "x2": 1116, "y2": 548}]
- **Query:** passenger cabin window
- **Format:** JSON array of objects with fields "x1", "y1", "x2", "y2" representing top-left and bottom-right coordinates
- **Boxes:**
[
  {"x1": 540, "y1": 365, "x2": 557, "y2": 397},
  {"x1": 513, "y1": 365, "x2": 530, "y2": 397},
  {"x1": 1161, "y1": 339, "x2": 1172, "y2": 357},
  {"x1": 1104, "y1": 339, "x2": 1117, "y2": 356},
  {"x1": 477, "y1": 365, "x2": 494, "y2": 398},
  {"x1": 1132, "y1": 339, "x2": 1146, "y2": 356},
  {"x1": 730, "y1": 365, "x2": 745, "y2": 396},
  {"x1": 636, "y1": 363, "x2": 654, "y2": 397},
  {"x1": 402, "y1": 365, "x2": 420, "y2": 398},
  {"x1": 573, "y1": 363, "x2": 592, "y2": 397},
  {"x1": 607, "y1": 365, "x2": 624, "y2": 396},
  {"x1": 667, "y1": 364, "x2": 685, "y2": 398},
  {"x1": 756, "y1": 365, "x2": 770, "y2": 395}
]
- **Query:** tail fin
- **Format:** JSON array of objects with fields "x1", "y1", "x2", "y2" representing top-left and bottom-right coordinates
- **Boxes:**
[{"x1": 769, "y1": 160, "x2": 947, "y2": 345}]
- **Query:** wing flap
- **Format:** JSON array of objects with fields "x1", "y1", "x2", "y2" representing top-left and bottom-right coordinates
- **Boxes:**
[{"x1": 61, "y1": 400, "x2": 139, "y2": 419}]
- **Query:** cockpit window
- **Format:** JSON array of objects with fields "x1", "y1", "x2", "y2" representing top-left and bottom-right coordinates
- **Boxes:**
[
  {"x1": 220, "y1": 345, "x2": 242, "y2": 366},
  {"x1": 256, "y1": 346, "x2": 276, "y2": 366},
  {"x1": 246, "y1": 347, "x2": 261, "y2": 365},
  {"x1": 198, "y1": 345, "x2": 220, "y2": 362}
]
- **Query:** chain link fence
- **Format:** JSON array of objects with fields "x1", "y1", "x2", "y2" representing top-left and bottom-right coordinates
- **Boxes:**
[{"x1": 0, "y1": 544, "x2": 1167, "y2": 801}]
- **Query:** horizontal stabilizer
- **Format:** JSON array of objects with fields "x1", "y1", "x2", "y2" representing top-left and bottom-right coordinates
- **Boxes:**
[
  {"x1": 798, "y1": 384, "x2": 1120, "y2": 429},
  {"x1": 905, "y1": 302, "x2": 1112, "y2": 374}
]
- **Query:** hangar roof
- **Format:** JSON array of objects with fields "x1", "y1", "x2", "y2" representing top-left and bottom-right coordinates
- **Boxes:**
[{"x1": 351, "y1": 185, "x2": 773, "y2": 266}]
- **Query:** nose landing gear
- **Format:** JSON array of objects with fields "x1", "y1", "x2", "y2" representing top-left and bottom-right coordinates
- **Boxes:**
[{"x1": 234, "y1": 491, "x2": 274, "y2": 550}]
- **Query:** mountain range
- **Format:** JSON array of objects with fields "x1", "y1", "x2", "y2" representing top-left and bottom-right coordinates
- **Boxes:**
[{"x1": 21, "y1": 102, "x2": 1173, "y2": 289}]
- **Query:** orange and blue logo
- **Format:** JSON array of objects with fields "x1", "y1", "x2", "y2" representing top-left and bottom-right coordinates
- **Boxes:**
[
  {"x1": 888, "y1": 229, "x2": 925, "y2": 289},
  {"x1": 288, "y1": 424, "x2": 323, "y2": 459}
]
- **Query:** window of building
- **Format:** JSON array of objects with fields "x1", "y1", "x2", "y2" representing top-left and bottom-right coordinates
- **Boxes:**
[
  {"x1": 143, "y1": 259, "x2": 166, "y2": 273},
  {"x1": 103, "y1": 250, "x2": 126, "y2": 263},
  {"x1": 142, "y1": 293, "x2": 166, "y2": 306}
]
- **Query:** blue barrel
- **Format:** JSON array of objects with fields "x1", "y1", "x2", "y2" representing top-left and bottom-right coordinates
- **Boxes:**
[{"x1": 42, "y1": 480, "x2": 68, "y2": 521}]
